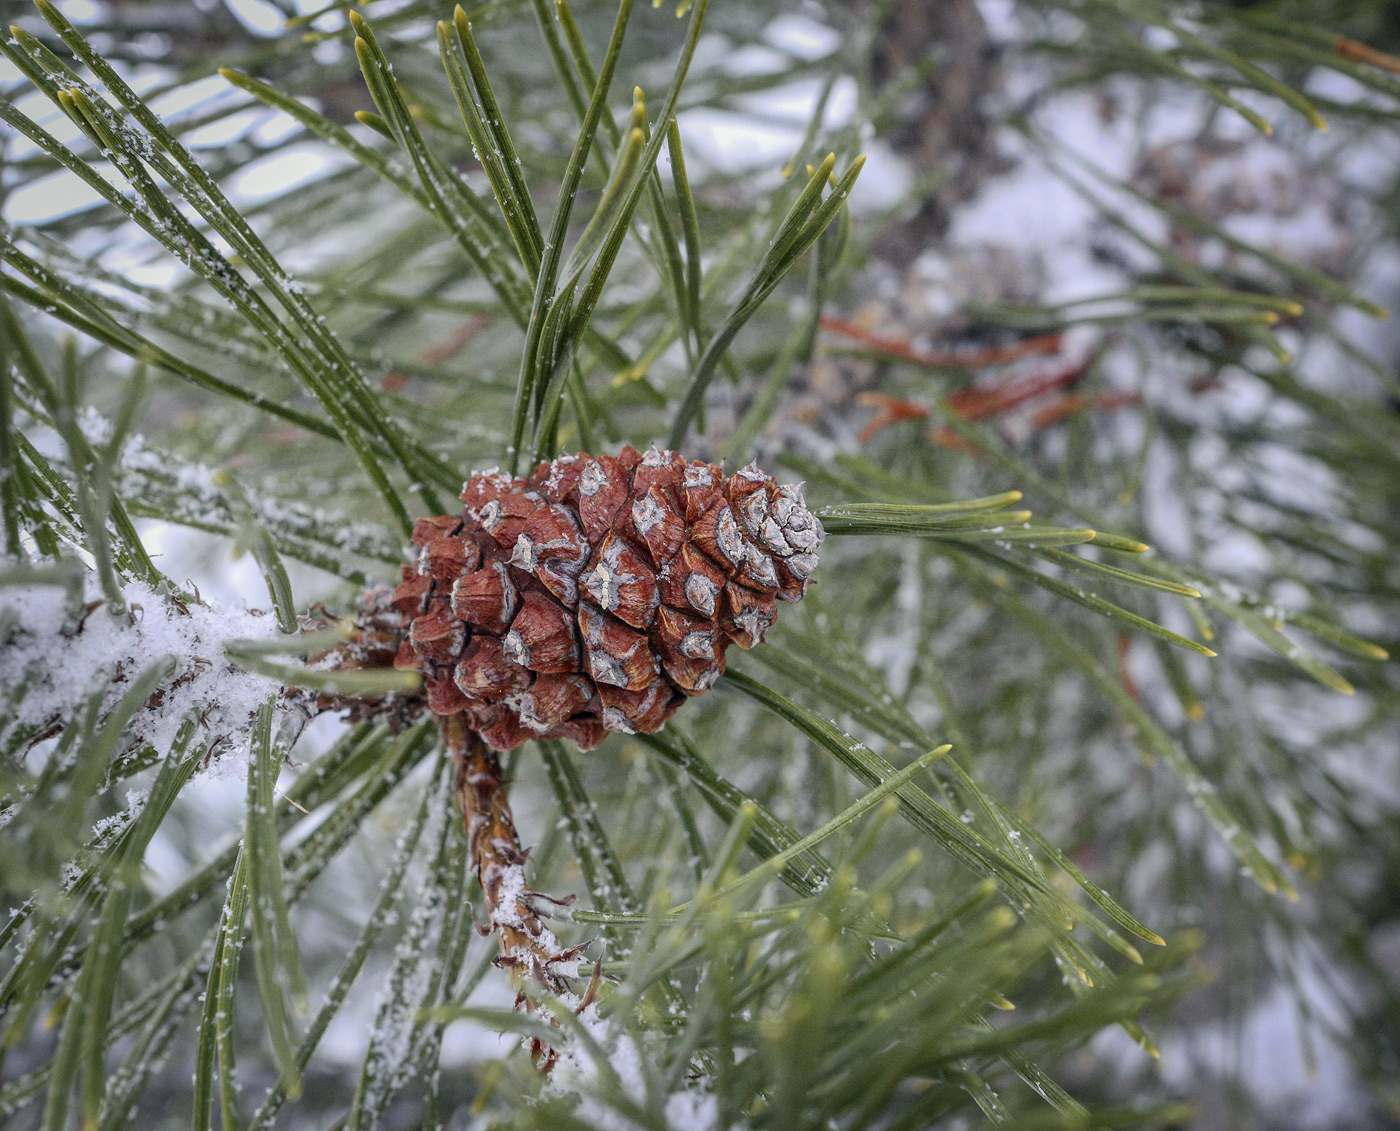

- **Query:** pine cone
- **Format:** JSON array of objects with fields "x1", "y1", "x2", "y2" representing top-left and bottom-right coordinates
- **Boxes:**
[{"x1": 389, "y1": 447, "x2": 824, "y2": 750}]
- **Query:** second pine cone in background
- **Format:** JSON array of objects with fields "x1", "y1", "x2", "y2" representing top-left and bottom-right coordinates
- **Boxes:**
[{"x1": 390, "y1": 447, "x2": 825, "y2": 750}]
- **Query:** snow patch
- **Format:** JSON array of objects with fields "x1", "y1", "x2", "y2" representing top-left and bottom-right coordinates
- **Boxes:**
[
  {"x1": 0, "y1": 566, "x2": 283, "y2": 762},
  {"x1": 547, "y1": 1008, "x2": 722, "y2": 1130}
]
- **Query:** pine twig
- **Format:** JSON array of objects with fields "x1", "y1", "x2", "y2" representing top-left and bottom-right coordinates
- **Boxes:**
[{"x1": 442, "y1": 715, "x2": 591, "y2": 1068}]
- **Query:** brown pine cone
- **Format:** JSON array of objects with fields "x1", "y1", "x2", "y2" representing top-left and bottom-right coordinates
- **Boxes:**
[{"x1": 389, "y1": 447, "x2": 824, "y2": 750}]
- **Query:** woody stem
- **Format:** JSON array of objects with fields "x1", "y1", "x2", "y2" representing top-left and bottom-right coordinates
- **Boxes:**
[{"x1": 443, "y1": 714, "x2": 580, "y2": 996}]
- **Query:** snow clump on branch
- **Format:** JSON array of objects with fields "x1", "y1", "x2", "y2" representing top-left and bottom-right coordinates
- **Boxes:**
[{"x1": 0, "y1": 566, "x2": 283, "y2": 764}]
